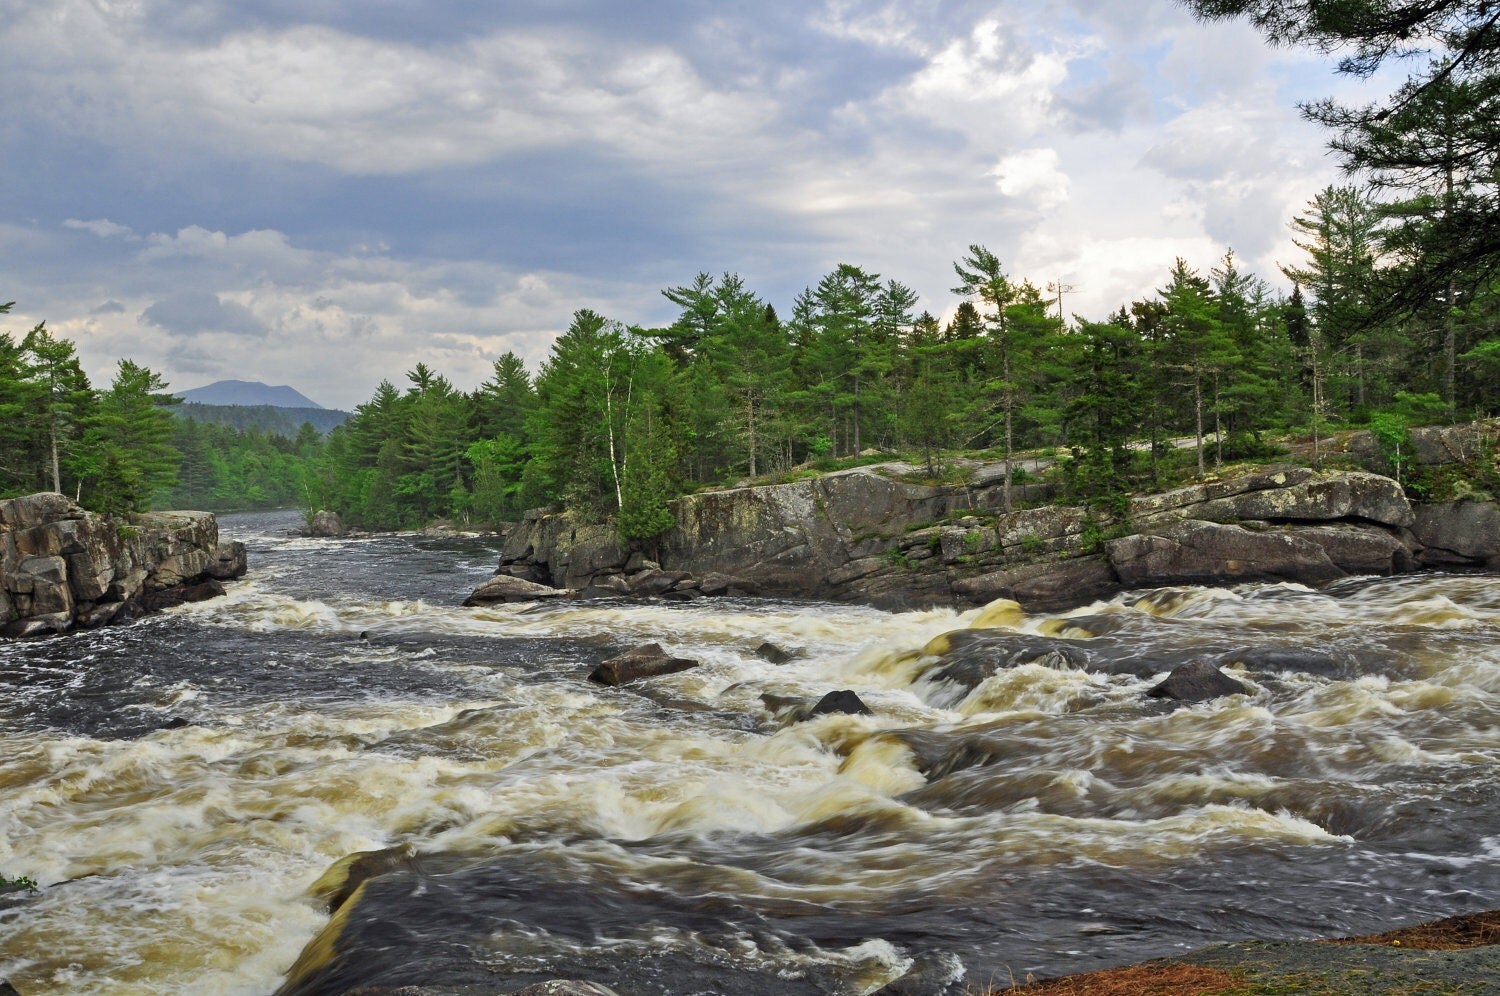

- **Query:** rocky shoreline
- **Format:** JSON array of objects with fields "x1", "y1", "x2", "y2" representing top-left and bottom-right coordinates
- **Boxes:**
[
  {"x1": 466, "y1": 424, "x2": 1499, "y2": 613},
  {"x1": 0, "y1": 492, "x2": 247, "y2": 638}
]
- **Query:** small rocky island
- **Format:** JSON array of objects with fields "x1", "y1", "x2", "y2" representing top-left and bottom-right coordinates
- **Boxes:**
[{"x1": 0, "y1": 492, "x2": 247, "y2": 638}]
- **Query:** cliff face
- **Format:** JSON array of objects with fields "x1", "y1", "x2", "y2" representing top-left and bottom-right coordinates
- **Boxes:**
[{"x1": 0, "y1": 492, "x2": 248, "y2": 637}]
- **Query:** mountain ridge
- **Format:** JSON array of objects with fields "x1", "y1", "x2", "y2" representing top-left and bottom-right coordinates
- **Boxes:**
[{"x1": 177, "y1": 379, "x2": 324, "y2": 409}]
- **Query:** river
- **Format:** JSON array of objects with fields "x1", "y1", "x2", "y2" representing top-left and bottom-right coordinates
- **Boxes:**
[{"x1": 1, "y1": 509, "x2": 1497, "y2": 994}]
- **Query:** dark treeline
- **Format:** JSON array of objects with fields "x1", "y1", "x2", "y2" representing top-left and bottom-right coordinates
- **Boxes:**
[
  {"x1": 318, "y1": 225, "x2": 1498, "y2": 534},
  {"x1": 174, "y1": 402, "x2": 349, "y2": 437}
]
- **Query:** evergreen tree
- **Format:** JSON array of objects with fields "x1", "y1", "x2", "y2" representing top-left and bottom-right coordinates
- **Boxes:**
[
  {"x1": 83, "y1": 360, "x2": 180, "y2": 513},
  {"x1": 1183, "y1": 1, "x2": 1500, "y2": 317},
  {"x1": 952, "y1": 245, "x2": 1058, "y2": 511},
  {"x1": 526, "y1": 310, "x2": 626, "y2": 518},
  {"x1": 20, "y1": 323, "x2": 93, "y2": 497},
  {"x1": 1157, "y1": 259, "x2": 1239, "y2": 477},
  {"x1": 1064, "y1": 315, "x2": 1144, "y2": 503},
  {"x1": 474, "y1": 352, "x2": 535, "y2": 440},
  {"x1": 618, "y1": 389, "x2": 677, "y2": 543}
]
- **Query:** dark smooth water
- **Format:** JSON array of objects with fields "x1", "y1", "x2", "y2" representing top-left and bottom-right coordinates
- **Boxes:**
[{"x1": 2, "y1": 509, "x2": 1497, "y2": 995}]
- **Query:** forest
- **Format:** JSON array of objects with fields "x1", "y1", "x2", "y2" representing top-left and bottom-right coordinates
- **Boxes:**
[{"x1": 5, "y1": 3, "x2": 1497, "y2": 530}]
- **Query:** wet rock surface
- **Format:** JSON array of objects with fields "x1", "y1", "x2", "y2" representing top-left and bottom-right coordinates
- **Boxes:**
[
  {"x1": 588, "y1": 643, "x2": 700, "y2": 686},
  {"x1": 1146, "y1": 661, "x2": 1250, "y2": 702},
  {"x1": 805, "y1": 689, "x2": 872, "y2": 718}
]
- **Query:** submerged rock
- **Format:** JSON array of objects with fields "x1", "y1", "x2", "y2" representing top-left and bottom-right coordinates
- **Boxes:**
[
  {"x1": 1146, "y1": 661, "x2": 1249, "y2": 702},
  {"x1": 588, "y1": 643, "x2": 699, "y2": 686},
  {"x1": 921, "y1": 631, "x2": 1089, "y2": 700},
  {"x1": 310, "y1": 843, "x2": 419, "y2": 915},
  {"x1": 755, "y1": 640, "x2": 796, "y2": 664}
]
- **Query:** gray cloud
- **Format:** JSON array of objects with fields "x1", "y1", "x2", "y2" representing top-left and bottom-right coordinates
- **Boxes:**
[
  {"x1": 140, "y1": 292, "x2": 268, "y2": 337},
  {"x1": 2, "y1": 0, "x2": 1351, "y2": 408}
]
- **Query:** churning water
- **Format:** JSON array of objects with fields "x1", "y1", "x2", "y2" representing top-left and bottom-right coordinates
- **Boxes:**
[{"x1": 1, "y1": 510, "x2": 1497, "y2": 994}]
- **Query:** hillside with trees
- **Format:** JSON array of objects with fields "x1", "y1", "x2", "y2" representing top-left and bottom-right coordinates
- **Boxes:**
[{"x1": 318, "y1": 230, "x2": 1495, "y2": 534}]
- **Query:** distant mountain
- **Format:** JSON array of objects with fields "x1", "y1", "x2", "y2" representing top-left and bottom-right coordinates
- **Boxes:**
[
  {"x1": 177, "y1": 379, "x2": 325, "y2": 409},
  {"x1": 175, "y1": 403, "x2": 350, "y2": 436}
]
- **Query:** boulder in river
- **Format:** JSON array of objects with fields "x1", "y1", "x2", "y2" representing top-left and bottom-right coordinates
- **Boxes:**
[
  {"x1": 463, "y1": 575, "x2": 568, "y2": 606},
  {"x1": 210, "y1": 541, "x2": 249, "y2": 579},
  {"x1": 1411, "y1": 500, "x2": 1500, "y2": 566},
  {"x1": 588, "y1": 643, "x2": 699, "y2": 686},
  {"x1": 806, "y1": 689, "x2": 872, "y2": 718},
  {"x1": 310, "y1": 843, "x2": 418, "y2": 915},
  {"x1": 1147, "y1": 661, "x2": 1249, "y2": 702},
  {"x1": 306, "y1": 509, "x2": 345, "y2": 538},
  {"x1": 755, "y1": 640, "x2": 797, "y2": 664}
]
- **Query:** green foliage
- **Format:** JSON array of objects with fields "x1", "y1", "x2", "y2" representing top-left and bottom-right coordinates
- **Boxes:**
[
  {"x1": 618, "y1": 390, "x2": 677, "y2": 541},
  {"x1": 884, "y1": 548, "x2": 913, "y2": 570},
  {"x1": 0, "y1": 873, "x2": 38, "y2": 893}
]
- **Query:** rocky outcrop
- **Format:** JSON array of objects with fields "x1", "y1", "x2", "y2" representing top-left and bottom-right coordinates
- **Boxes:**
[
  {"x1": 472, "y1": 455, "x2": 1498, "y2": 613},
  {"x1": 0, "y1": 493, "x2": 246, "y2": 638}
]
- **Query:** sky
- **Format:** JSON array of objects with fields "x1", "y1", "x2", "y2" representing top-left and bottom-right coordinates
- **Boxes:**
[{"x1": 0, "y1": 0, "x2": 1386, "y2": 410}]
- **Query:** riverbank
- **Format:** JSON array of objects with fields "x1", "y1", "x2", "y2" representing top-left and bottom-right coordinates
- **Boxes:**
[
  {"x1": 999, "y1": 909, "x2": 1500, "y2": 994},
  {"x1": 0, "y1": 492, "x2": 247, "y2": 637},
  {"x1": 471, "y1": 421, "x2": 1500, "y2": 613}
]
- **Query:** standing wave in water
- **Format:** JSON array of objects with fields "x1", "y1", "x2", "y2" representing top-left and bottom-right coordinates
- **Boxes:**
[{"x1": 1, "y1": 509, "x2": 1497, "y2": 994}]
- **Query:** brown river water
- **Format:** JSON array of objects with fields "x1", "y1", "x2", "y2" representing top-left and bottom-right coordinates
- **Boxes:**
[{"x1": 1, "y1": 510, "x2": 1497, "y2": 994}]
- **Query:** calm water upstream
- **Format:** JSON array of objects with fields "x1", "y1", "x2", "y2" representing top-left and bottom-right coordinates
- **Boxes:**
[{"x1": 1, "y1": 509, "x2": 1497, "y2": 994}]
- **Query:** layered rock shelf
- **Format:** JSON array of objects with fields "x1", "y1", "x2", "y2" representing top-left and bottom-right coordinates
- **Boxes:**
[
  {"x1": 0, "y1": 492, "x2": 247, "y2": 637},
  {"x1": 472, "y1": 431, "x2": 1500, "y2": 613}
]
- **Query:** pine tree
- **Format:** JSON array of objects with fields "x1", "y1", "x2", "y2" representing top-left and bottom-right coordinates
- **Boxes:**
[
  {"x1": 1157, "y1": 259, "x2": 1239, "y2": 477},
  {"x1": 21, "y1": 323, "x2": 93, "y2": 496},
  {"x1": 83, "y1": 360, "x2": 180, "y2": 513},
  {"x1": 618, "y1": 389, "x2": 677, "y2": 543}
]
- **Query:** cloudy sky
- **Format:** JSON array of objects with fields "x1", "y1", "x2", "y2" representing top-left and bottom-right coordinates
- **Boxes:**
[{"x1": 1, "y1": 0, "x2": 1381, "y2": 410}]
